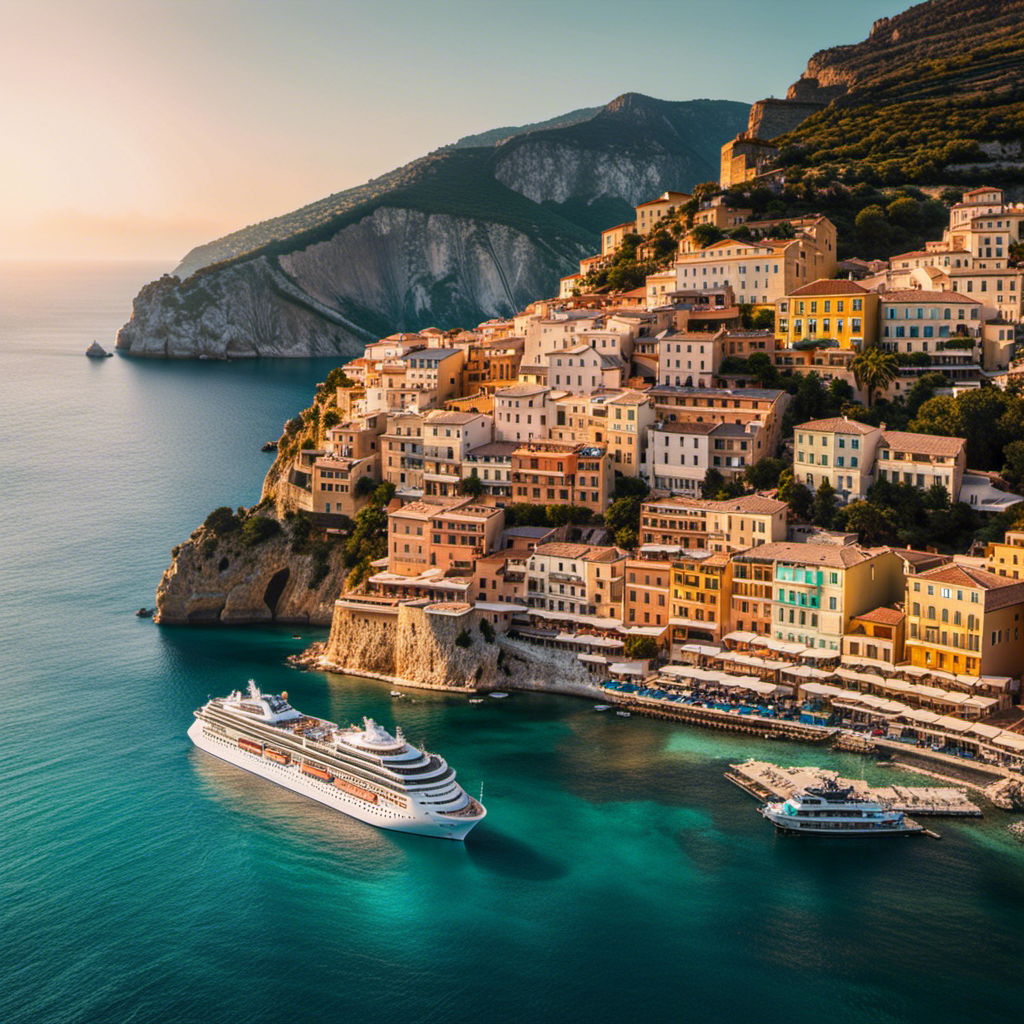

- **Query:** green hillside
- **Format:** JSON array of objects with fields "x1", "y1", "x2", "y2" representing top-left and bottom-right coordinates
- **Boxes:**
[{"x1": 776, "y1": 0, "x2": 1024, "y2": 184}]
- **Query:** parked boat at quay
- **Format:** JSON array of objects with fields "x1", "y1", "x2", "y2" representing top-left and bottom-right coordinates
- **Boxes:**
[
  {"x1": 189, "y1": 681, "x2": 486, "y2": 840},
  {"x1": 761, "y1": 779, "x2": 924, "y2": 836}
]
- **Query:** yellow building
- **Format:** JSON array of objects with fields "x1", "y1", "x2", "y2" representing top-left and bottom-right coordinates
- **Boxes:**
[
  {"x1": 843, "y1": 607, "x2": 906, "y2": 668},
  {"x1": 670, "y1": 550, "x2": 734, "y2": 651},
  {"x1": 776, "y1": 279, "x2": 879, "y2": 350},
  {"x1": 984, "y1": 530, "x2": 1024, "y2": 580},
  {"x1": 905, "y1": 563, "x2": 1024, "y2": 677},
  {"x1": 601, "y1": 221, "x2": 636, "y2": 255},
  {"x1": 635, "y1": 191, "x2": 690, "y2": 234}
]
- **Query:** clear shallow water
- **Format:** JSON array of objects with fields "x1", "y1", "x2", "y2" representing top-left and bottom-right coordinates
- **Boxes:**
[{"x1": 2, "y1": 262, "x2": 1024, "y2": 1024}]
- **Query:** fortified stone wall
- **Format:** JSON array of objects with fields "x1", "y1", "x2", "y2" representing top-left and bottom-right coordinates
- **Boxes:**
[
  {"x1": 321, "y1": 600, "x2": 607, "y2": 697},
  {"x1": 746, "y1": 99, "x2": 826, "y2": 141}
]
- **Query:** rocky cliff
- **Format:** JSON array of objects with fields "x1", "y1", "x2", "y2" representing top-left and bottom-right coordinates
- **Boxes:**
[
  {"x1": 317, "y1": 601, "x2": 605, "y2": 697},
  {"x1": 117, "y1": 209, "x2": 579, "y2": 359},
  {"x1": 116, "y1": 94, "x2": 748, "y2": 358},
  {"x1": 155, "y1": 520, "x2": 347, "y2": 625}
]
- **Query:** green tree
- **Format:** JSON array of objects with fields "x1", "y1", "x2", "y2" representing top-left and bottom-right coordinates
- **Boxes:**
[
  {"x1": 459, "y1": 472, "x2": 486, "y2": 498},
  {"x1": 909, "y1": 394, "x2": 962, "y2": 438},
  {"x1": 854, "y1": 205, "x2": 892, "y2": 254},
  {"x1": 546, "y1": 504, "x2": 594, "y2": 527},
  {"x1": 746, "y1": 351, "x2": 778, "y2": 388},
  {"x1": 789, "y1": 481, "x2": 814, "y2": 521},
  {"x1": 838, "y1": 500, "x2": 897, "y2": 546},
  {"x1": 606, "y1": 496, "x2": 642, "y2": 538},
  {"x1": 850, "y1": 347, "x2": 900, "y2": 406},
  {"x1": 811, "y1": 479, "x2": 838, "y2": 528},
  {"x1": 623, "y1": 635, "x2": 660, "y2": 660},
  {"x1": 700, "y1": 468, "x2": 726, "y2": 499},
  {"x1": 611, "y1": 476, "x2": 650, "y2": 500},
  {"x1": 203, "y1": 506, "x2": 240, "y2": 536},
  {"x1": 321, "y1": 408, "x2": 341, "y2": 431},
  {"x1": 751, "y1": 307, "x2": 775, "y2": 331},
  {"x1": 745, "y1": 457, "x2": 786, "y2": 491},
  {"x1": 690, "y1": 223, "x2": 725, "y2": 249},
  {"x1": 886, "y1": 197, "x2": 921, "y2": 231},
  {"x1": 353, "y1": 475, "x2": 377, "y2": 498},
  {"x1": 1003, "y1": 440, "x2": 1024, "y2": 491}
]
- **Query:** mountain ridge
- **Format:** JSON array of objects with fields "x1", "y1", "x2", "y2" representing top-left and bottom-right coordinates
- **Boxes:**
[{"x1": 116, "y1": 93, "x2": 748, "y2": 359}]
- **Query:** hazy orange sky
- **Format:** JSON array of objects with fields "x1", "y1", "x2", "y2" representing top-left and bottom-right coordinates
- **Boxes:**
[{"x1": 1, "y1": 0, "x2": 897, "y2": 262}]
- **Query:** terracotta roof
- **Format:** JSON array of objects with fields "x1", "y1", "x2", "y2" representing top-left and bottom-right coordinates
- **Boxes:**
[
  {"x1": 788, "y1": 279, "x2": 868, "y2": 297},
  {"x1": 798, "y1": 417, "x2": 878, "y2": 435},
  {"x1": 879, "y1": 290, "x2": 981, "y2": 304},
  {"x1": 533, "y1": 542, "x2": 618, "y2": 560},
  {"x1": 465, "y1": 441, "x2": 519, "y2": 458},
  {"x1": 425, "y1": 410, "x2": 487, "y2": 424},
  {"x1": 495, "y1": 384, "x2": 548, "y2": 397},
  {"x1": 880, "y1": 430, "x2": 965, "y2": 457},
  {"x1": 736, "y1": 542, "x2": 885, "y2": 569},
  {"x1": 917, "y1": 562, "x2": 1024, "y2": 610},
  {"x1": 644, "y1": 494, "x2": 786, "y2": 515},
  {"x1": 854, "y1": 606, "x2": 905, "y2": 626}
]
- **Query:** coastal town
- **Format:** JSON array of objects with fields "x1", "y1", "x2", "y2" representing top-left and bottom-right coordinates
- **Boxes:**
[{"x1": 230, "y1": 173, "x2": 1024, "y2": 779}]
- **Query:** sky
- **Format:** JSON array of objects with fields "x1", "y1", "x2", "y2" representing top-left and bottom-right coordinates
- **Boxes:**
[{"x1": 0, "y1": 0, "x2": 900, "y2": 262}]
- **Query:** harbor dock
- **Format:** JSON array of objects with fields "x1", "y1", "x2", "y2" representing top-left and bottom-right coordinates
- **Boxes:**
[{"x1": 726, "y1": 759, "x2": 982, "y2": 817}]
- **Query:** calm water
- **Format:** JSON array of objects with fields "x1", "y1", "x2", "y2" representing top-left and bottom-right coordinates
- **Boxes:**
[{"x1": 2, "y1": 261, "x2": 1024, "y2": 1024}]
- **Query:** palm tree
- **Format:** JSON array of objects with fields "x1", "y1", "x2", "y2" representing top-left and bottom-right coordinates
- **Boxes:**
[{"x1": 850, "y1": 346, "x2": 900, "y2": 406}]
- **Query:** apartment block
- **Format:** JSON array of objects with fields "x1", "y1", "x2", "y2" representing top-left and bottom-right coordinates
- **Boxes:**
[
  {"x1": 776, "y1": 279, "x2": 878, "y2": 350},
  {"x1": 421, "y1": 410, "x2": 493, "y2": 498},
  {"x1": 737, "y1": 542, "x2": 905, "y2": 652},
  {"x1": 524, "y1": 542, "x2": 627, "y2": 622},
  {"x1": 387, "y1": 497, "x2": 504, "y2": 577},
  {"x1": 510, "y1": 441, "x2": 611, "y2": 514},
  {"x1": 645, "y1": 385, "x2": 788, "y2": 458},
  {"x1": 670, "y1": 550, "x2": 733, "y2": 651},
  {"x1": 905, "y1": 562, "x2": 1024, "y2": 677},
  {"x1": 639, "y1": 493, "x2": 788, "y2": 552}
]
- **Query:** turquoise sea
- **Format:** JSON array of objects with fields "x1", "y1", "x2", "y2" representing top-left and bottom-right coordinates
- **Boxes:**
[{"x1": 3, "y1": 261, "x2": 1024, "y2": 1024}]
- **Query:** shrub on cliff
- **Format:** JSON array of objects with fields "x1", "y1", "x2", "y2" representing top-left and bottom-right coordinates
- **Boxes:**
[
  {"x1": 454, "y1": 629, "x2": 472, "y2": 649},
  {"x1": 203, "y1": 506, "x2": 240, "y2": 536},
  {"x1": 309, "y1": 539, "x2": 333, "y2": 589},
  {"x1": 479, "y1": 619, "x2": 495, "y2": 643},
  {"x1": 239, "y1": 515, "x2": 282, "y2": 548}
]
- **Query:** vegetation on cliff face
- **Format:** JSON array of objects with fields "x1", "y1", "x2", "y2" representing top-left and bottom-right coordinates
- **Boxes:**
[{"x1": 774, "y1": 0, "x2": 1024, "y2": 183}]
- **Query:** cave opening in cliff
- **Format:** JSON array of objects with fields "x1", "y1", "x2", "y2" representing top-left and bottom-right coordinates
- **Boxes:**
[{"x1": 263, "y1": 568, "x2": 290, "y2": 619}]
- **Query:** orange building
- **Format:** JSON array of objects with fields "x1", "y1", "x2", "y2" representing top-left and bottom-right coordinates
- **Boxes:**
[{"x1": 510, "y1": 441, "x2": 611, "y2": 513}]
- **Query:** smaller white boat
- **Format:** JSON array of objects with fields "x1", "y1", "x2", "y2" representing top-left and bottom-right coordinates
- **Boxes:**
[
  {"x1": 469, "y1": 699, "x2": 484, "y2": 704},
  {"x1": 593, "y1": 704, "x2": 612, "y2": 712},
  {"x1": 489, "y1": 692, "x2": 509, "y2": 699},
  {"x1": 390, "y1": 690, "x2": 404, "y2": 698},
  {"x1": 616, "y1": 711, "x2": 631, "y2": 718},
  {"x1": 762, "y1": 778, "x2": 923, "y2": 836}
]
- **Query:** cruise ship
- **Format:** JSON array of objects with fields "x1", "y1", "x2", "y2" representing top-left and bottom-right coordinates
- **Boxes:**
[
  {"x1": 761, "y1": 779, "x2": 923, "y2": 836},
  {"x1": 188, "y1": 682, "x2": 486, "y2": 840}
]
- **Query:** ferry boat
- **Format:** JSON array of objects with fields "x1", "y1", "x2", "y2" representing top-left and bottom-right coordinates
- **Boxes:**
[
  {"x1": 188, "y1": 682, "x2": 486, "y2": 840},
  {"x1": 761, "y1": 778, "x2": 923, "y2": 836}
]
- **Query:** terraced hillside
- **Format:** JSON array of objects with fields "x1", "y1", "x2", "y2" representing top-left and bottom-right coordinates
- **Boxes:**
[{"x1": 776, "y1": 0, "x2": 1024, "y2": 183}]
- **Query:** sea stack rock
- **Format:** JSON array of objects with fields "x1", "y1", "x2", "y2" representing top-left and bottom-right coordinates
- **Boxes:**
[{"x1": 86, "y1": 341, "x2": 111, "y2": 358}]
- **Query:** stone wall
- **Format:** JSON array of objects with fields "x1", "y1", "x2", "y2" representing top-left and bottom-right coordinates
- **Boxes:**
[
  {"x1": 320, "y1": 600, "x2": 607, "y2": 698},
  {"x1": 746, "y1": 99, "x2": 826, "y2": 141}
]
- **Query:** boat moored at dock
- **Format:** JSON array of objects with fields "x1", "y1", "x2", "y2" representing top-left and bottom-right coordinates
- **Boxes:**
[
  {"x1": 188, "y1": 682, "x2": 486, "y2": 840},
  {"x1": 761, "y1": 778, "x2": 923, "y2": 836}
]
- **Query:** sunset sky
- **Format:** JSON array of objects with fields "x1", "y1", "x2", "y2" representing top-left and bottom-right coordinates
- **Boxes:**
[{"x1": 1, "y1": 0, "x2": 897, "y2": 261}]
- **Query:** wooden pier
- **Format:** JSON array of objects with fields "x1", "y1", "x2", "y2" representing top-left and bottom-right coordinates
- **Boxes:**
[
  {"x1": 623, "y1": 700, "x2": 836, "y2": 744},
  {"x1": 727, "y1": 759, "x2": 982, "y2": 817}
]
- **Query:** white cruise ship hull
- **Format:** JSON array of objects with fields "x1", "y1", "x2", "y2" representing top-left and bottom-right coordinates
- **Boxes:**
[{"x1": 188, "y1": 719, "x2": 482, "y2": 841}]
